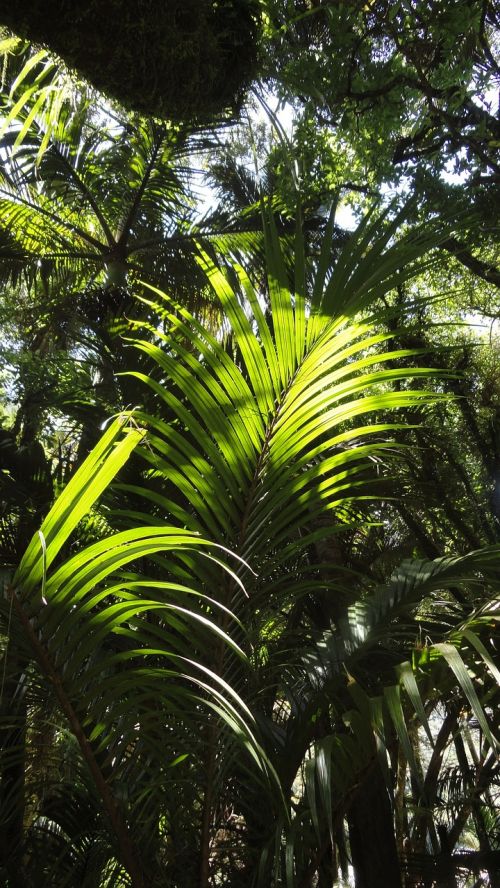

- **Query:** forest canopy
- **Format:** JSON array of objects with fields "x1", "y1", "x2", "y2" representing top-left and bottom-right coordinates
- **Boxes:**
[{"x1": 0, "y1": 3, "x2": 499, "y2": 887}]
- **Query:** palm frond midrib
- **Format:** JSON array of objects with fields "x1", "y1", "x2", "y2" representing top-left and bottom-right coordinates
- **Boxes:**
[{"x1": 235, "y1": 355, "x2": 306, "y2": 554}]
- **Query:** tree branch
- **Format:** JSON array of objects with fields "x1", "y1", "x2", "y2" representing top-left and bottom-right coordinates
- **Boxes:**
[{"x1": 441, "y1": 237, "x2": 500, "y2": 288}]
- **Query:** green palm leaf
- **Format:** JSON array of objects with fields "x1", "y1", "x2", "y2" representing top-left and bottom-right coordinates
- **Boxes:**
[
  {"x1": 127, "y1": 220, "x2": 448, "y2": 586},
  {"x1": 0, "y1": 37, "x2": 75, "y2": 159},
  {"x1": 106, "y1": 205, "x2": 466, "y2": 883},
  {"x1": 2, "y1": 413, "x2": 271, "y2": 886}
]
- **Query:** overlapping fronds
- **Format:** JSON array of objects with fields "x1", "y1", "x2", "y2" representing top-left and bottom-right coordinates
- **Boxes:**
[
  {"x1": 99, "y1": 205, "x2": 476, "y2": 883},
  {"x1": 126, "y1": 208, "x2": 450, "y2": 583},
  {"x1": 0, "y1": 35, "x2": 78, "y2": 160},
  {"x1": 280, "y1": 544, "x2": 499, "y2": 887},
  {"x1": 2, "y1": 196, "x2": 497, "y2": 885},
  {"x1": 1, "y1": 414, "x2": 269, "y2": 886}
]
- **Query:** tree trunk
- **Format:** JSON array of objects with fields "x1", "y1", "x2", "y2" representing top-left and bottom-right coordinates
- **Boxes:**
[{"x1": 347, "y1": 763, "x2": 402, "y2": 888}]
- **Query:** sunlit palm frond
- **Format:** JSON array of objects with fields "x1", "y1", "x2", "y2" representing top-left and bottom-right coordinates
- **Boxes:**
[{"x1": 1, "y1": 414, "x2": 270, "y2": 886}]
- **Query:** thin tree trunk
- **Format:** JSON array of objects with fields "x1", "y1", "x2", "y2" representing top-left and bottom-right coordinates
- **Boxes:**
[{"x1": 411, "y1": 708, "x2": 456, "y2": 855}]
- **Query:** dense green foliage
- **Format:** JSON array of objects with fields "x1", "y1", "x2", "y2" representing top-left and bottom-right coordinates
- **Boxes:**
[
  {"x1": 0, "y1": 4, "x2": 499, "y2": 887},
  {"x1": 262, "y1": 0, "x2": 499, "y2": 290},
  {"x1": 264, "y1": 0, "x2": 499, "y2": 177}
]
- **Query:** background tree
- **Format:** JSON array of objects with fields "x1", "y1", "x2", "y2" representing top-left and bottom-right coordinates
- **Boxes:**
[{"x1": 261, "y1": 0, "x2": 500, "y2": 286}]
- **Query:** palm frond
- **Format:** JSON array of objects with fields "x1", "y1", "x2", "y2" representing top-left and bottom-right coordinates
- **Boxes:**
[{"x1": 2, "y1": 413, "x2": 270, "y2": 886}]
